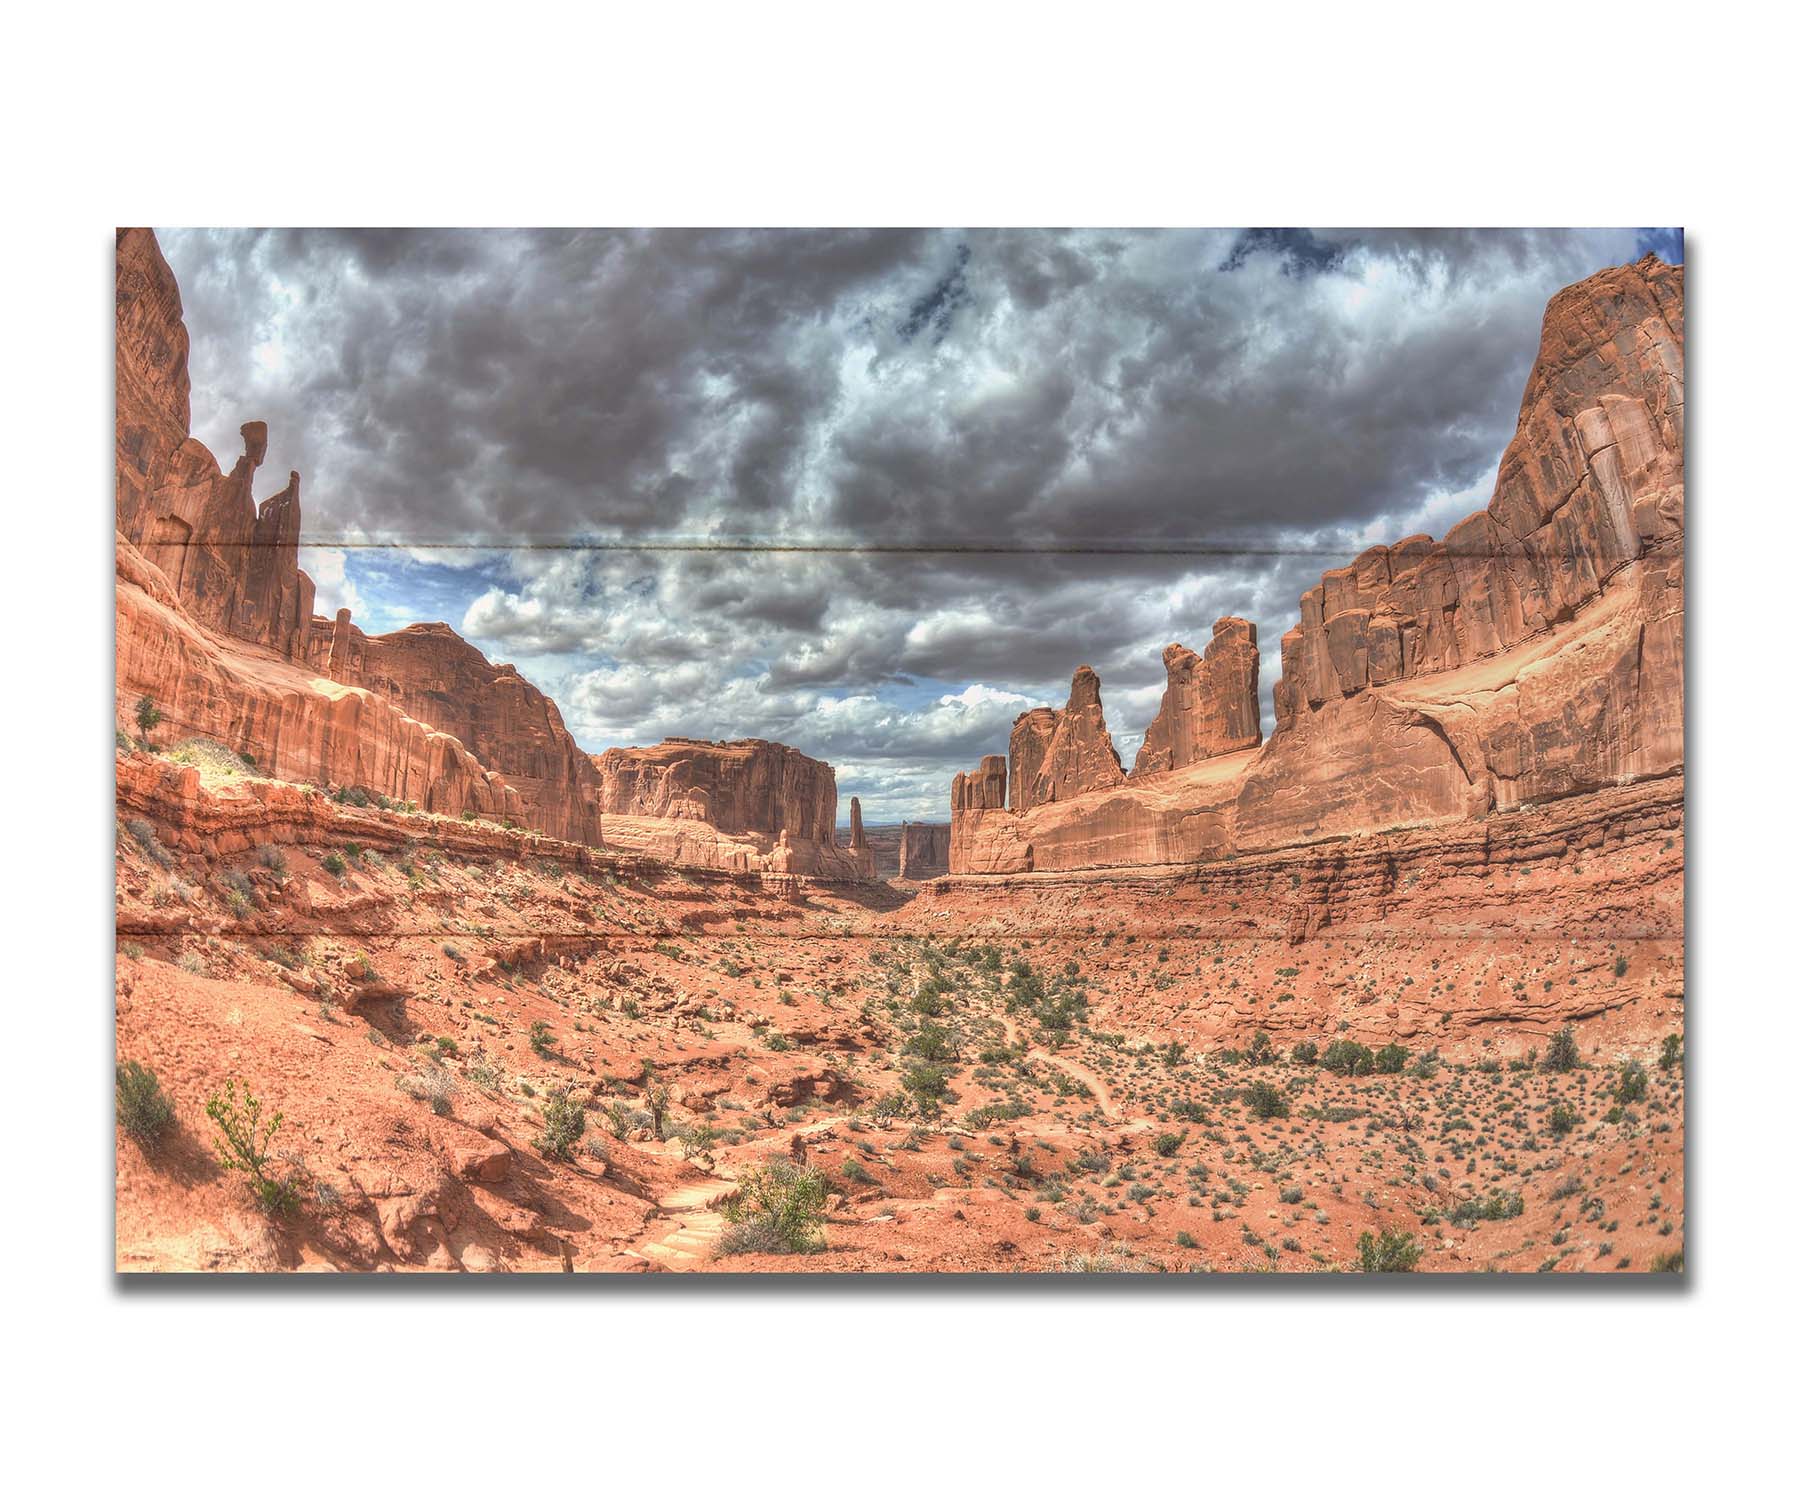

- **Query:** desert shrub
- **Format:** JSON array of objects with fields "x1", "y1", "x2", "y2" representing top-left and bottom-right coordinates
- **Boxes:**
[
  {"x1": 1649, "y1": 1249, "x2": 1685, "y2": 1274},
  {"x1": 716, "y1": 1157, "x2": 828, "y2": 1255},
  {"x1": 529, "y1": 1020, "x2": 555, "y2": 1058},
  {"x1": 321, "y1": 851, "x2": 348, "y2": 877},
  {"x1": 1290, "y1": 1040, "x2": 1319, "y2": 1066},
  {"x1": 901, "y1": 1062, "x2": 953, "y2": 1116},
  {"x1": 678, "y1": 1123, "x2": 718, "y2": 1167},
  {"x1": 1058, "y1": 1249, "x2": 1152, "y2": 1273},
  {"x1": 1321, "y1": 1040, "x2": 1375, "y2": 1076},
  {"x1": 256, "y1": 844, "x2": 287, "y2": 876},
  {"x1": 1242, "y1": 1079, "x2": 1289, "y2": 1120},
  {"x1": 1549, "y1": 1099, "x2": 1580, "y2": 1136},
  {"x1": 840, "y1": 1155, "x2": 876, "y2": 1185},
  {"x1": 135, "y1": 694, "x2": 162, "y2": 742},
  {"x1": 1659, "y1": 1033, "x2": 1685, "y2": 1072},
  {"x1": 116, "y1": 1060, "x2": 175, "y2": 1146},
  {"x1": 904, "y1": 1023, "x2": 957, "y2": 1062},
  {"x1": 1374, "y1": 1043, "x2": 1409, "y2": 1074},
  {"x1": 1153, "y1": 1131, "x2": 1185, "y2": 1157},
  {"x1": 1449, "y1": 1189, "x2": 1524, "y2": 1227},
  {"x1": 465, "y1": 1051, "x2": 503, "y2": 1092},
  {"x1": 1246, "y1": 1030, "x2": 1274, "y2": 1064},
  {"x1": 1543, "y1": 1026, "x2": 1580, "y2": 1073},
  {"x1": 125, "y1": 817, "x2": 175, "y2": 868},
  {"x1": 1615, "y1": 1060, "x2": 1649, "y2": 1104},
  {"x1": 1613, "y1": 953, "x2": 1630, "y2": 978},
  {"x1": 116, "y1": 727, "x2": 133, "y2": 752},
  {"x1": 1357, "y1": 1227, "x2": 1421, "y2": 1272},
  {"x1": 205, "y1": 1079, "x2": 298, "y2": 1215},
  {"x1": 535, "y1": 1089, "x2": 587, "y2": 1160},
  {"x1": 400, "y1": 1065, "x2": 456, "y2": 1117}
]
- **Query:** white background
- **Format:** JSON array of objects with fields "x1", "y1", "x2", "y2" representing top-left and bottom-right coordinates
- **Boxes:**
[{"x1": 3, "y1": 2, "x2": 1793, "y2": 1493}]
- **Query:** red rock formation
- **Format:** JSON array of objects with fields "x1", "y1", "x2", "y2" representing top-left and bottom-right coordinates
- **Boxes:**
[
  {"x1": 1131, "y1": 618, "x2": 1262, "y2": 777},
  {"x1": 116, "y1": 230, "x2": 315, "y2": 659},
  {"x1": 592, "y1": 738, "x2": 876, "y2": 880},
  {"x1": 116, "y1": 537, "x2": 525, "y2": 825},
  {"x1": 897, "y1": 821, "x2": 951, "y2": 880},
  {"x1": 948, "y1": 254, "x2": 1684, "y2": 876},
  {"x1": 1008, "y1": 666, "x2": 1125, "y2": 813},
  {"x1": 594, "y1": 739, "x2": 839, "y2": 842},
  {"x1": 298, "y1": 615, "x2": 603, "y2": 845}
]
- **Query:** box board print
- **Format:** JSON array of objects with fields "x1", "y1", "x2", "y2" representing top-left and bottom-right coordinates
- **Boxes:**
[{"x1": 114, "y1": 228, "x2": 1685, "y2": 1274}]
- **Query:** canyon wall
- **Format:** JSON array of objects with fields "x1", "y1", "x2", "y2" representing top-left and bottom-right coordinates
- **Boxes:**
[
  {"x1": 299, "y1": 613, "x2": 604, "y2": 845},
  {"x1": 592, "y1": 739, "x2": 876, "y2": 879},
  {"x1": 594, "y1": 738, "x2": 838, "y2": 842},
  {"x1": 949, "y1": 254, "x2": 1685, "y2": 876},
  {"x1": 116, "y1": 538, "x2": 526, "y2": 825},
  {"x1": 897, "y1": 821, "x2": 951, "y2": 880},
  {"x1": 116, "y1": 229, "x2": 873, "y2": 879}
]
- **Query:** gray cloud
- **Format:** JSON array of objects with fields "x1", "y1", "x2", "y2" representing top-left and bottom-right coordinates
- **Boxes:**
[{"x1": 158, "y1": 227, "x2": 1669, "y2": 820}]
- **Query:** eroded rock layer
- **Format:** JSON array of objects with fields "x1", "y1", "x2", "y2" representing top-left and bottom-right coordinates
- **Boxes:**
[
  {"x1": 1132, "y1": 618, "x2": 1262, "y2": 776},
  {"x1": 298, "y1": 615, "x2": 604, "y2": 846},
  {"x1": 117, "y1": 537, "x2": 525, "y2": 826},
  {"x1": 1008, "y1": 667, "x2": 1125, "y2": 814},
  {"x1": 116, "y1": 230, "x2": 315, "y2": 659}
]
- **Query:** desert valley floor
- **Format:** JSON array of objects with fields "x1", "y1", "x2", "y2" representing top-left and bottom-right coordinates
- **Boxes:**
[{"x1": 115, "y1": 747, "x2": 1684, "y2": 1273}]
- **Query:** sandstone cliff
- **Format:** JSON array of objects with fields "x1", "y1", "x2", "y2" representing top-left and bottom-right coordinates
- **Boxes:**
[
  {"x1": 948, "y1": 254, "x2": 1685, "y2": 876},
  {"x1": 1008, "y1": 667, "x2": 1125, "y2": 813},
  {"x1": 116, "y1": 230, "x2": 315, "y2": 659},
  {"x1": 299, "y1": 613, "x2": 604, "y2": 846},
  {"x1": 897, "y1": 821, "x2": 951, "y2": 880},
  {"x1": 593, "y1": 739, "x2": 876, "y2": 879},
  {"x1": 116, "y1": 230, "x2": 879, "y2": 879},
  {"x1": 1132, "y1": 618, "x2": 1262, "y2": 776},
  {"x1": 116, "y1": 536, "x2": 526, "y2": 825}
]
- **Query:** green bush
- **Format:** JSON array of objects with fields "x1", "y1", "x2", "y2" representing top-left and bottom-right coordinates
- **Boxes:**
[
  {"x1": 135, "y1": 694, "x2": 162, "y2": 742},
  {"x1": 529, "y1": 1020, "x2": 555, "y2": 1058},
  {"x1": 1374, "y1": 1043, "x2": 1409, "y2": 1074},
  {"x1": 116, "y1": 1060, "x2": 175, "y2": 1146},
  {"x1": 1322, "y1": 1039, "x2": 1375, "y2": 1076},
  {"x1": 717, "y1": 1157, "x2": 828, "y2": 1255},
  {"x1": 1153, "y1": 1130, "x2": 1185, "y2": 1157},
  {"x1": 1659, "y1": 1033, "x2": 1684, "y2": 1072},
  {"x1": 1549, "y1": 1099, "x2": 1580, "y2": 1136},
  {"x1": 321, "y1": 851, "x2": 348, "y2": 877},
  {"x1": 534, "y1": 1089, "x2": 586, "y2": 1160},
  {"x1": 1242, "y1": 1079, "x2": 1290, "y2": 1120},
  {"x1": 904, "y1": 1023, "x2": 957, "y2": 1062},
  {"x1": 205, "y1": 1079, "x2": 298, "y2": 1215},
  {"x1": 1615, "y1": 1060, "x2": 1649, "y2": 1104},
  {"x1": 1358, "y1": 1227, "x2": 1422, "y2": 1272},
  {"x1": 901, "y1": 1062, "x2": 953, "y2": 1116},
  {"x1": 1448, "y1": 1189, "x2": 1524, "y2": 1227},
  {"x1": 1543, "y1": 1026, "x2": 1580, "y2": 1072},
  {"x1": 1290, "y1": 1040, "x2": 1319, "y2": 1065}
]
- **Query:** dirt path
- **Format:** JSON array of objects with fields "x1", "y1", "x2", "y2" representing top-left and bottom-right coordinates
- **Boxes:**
[
  {"x1": 631, "y1": 1177, "x2": 737, "y2": 1270},
  {"x1": 997, "y1": 1012, "x2": 1119, "y2": 1120}
]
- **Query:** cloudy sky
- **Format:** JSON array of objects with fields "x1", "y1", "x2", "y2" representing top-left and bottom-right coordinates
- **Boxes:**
[{"x1": 161, "y1": 226, "x2": 1682, "y2": 823}]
